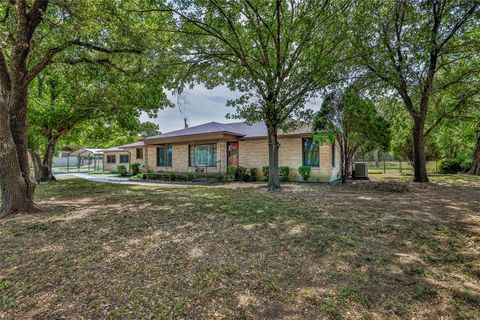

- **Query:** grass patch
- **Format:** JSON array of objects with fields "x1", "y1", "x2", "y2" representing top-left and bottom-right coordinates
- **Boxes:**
[{"x1": 0, "y1": 176, "x2": 479, "y2": 318}]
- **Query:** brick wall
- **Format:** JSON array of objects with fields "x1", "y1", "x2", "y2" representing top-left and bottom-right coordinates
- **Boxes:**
[
  {"x1": 138, "y1": 137, "x2": 337, "y2": 181},
  {"x1": 145, "y1": 142, "x2": 226, "y2": 174},
  {"x1": 239, "y1": 137, "x2": 334, "y2": 181},
  {"x1": 103, "y1": 147, "x2": 142, "y2": 172}
]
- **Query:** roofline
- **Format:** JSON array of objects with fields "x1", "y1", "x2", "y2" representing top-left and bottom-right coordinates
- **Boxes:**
[
  {"x1": 238, "y1": 132, "x2": 314, "y2": 140},
  {"x1": 142, "y1": 130, "x2": 246, "y2": 142}
]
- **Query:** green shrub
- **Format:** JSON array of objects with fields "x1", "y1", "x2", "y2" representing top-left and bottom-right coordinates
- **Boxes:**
[
  {"x1": 146, "y1": 173, "x2": 160, "y2": 180},
  {"x1": 262, "y1": 166, "x2": 269, "y2": 180},
  {"x1": 168, "y1": 172, "x2": 176, "y2": 181},
  {"x1": 117, "y1": 165, "x2": 128, "y2": 177},
  {"x1": 440, "y1": 158, "x2": 471, "y2": 173},
  {"x1": 132, "y1": 172, "x2": 146, "y2": 180},
  {"x1": 298, "y1": 166, "x2": 312, "y2": 181},
  {"x1": 236, "y1": 166, "x2": 248, "y2": 181},
  {"x1": 280, "y1": 166, "x2": 290, "y2": 182},
  {"x1": 249, "y1": 168, "x2": 258, "y2": 181},
  {"x1": 462, "y1": 159, "x2": 473, "y2": 172},
  {"x1": 215, "y1": 173, "x2": 225, "y2": 182},
  {"x1": 186, "y1": 172, "x2": 194, "y2": 182},
  {"x1": 131, "y1": 163, "x2": 140, "y2": 175},
  {"x1": 227, "y1": 165, "x2": 237, "y2": 180}
]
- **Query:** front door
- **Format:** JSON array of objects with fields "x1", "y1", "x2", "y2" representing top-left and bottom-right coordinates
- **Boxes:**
[{"x1": 227, "y1": 142, "x2": 239, "y2": 166}]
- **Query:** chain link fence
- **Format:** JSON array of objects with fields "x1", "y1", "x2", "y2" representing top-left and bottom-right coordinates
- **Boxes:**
[{"x1": 357, "y1": 151, "x2": 440, "y2": 176}]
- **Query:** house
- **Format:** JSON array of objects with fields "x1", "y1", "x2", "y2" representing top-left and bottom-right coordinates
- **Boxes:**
[{"x1": 103, "y1": 121, "x2": 340, "y2": 182}]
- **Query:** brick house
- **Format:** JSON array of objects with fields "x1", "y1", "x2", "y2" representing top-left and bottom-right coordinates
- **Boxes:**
[{"x1": 103, "y1": 121, "x2": 340, "y2": 182}]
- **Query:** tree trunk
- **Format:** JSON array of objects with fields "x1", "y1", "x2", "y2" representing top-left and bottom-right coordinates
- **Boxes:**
[
  {"x1": 38, "y1": 137, "x2": 57, "y2": 182},
  {"x1": 0, "y1": 102, "x2": 31, "y2": 217},
  {"x1": 9, "y1": 84, "x2": 37, "y2": 203},
  {"x1": 340, "y1": 142, "x2": 346, "y2": 183},
  {"x1": 412, "y1": 115, "x2": 429, "y2": 182},
  {"x1": 374, "y1": 149, "x2": 379, "y2": 168},
  {"x1": 29, "y1": 149, "x2": 43, "y2": 181},
  {"x1": 468, "y1": 125, "x2": 480, "y2": 175},
  {"x1": 267, "y1": 124, "x2": 281, "y2": 190}
]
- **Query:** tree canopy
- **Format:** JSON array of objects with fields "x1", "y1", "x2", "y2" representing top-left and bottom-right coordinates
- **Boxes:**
[
  {"x1": 314, "y1": 86, "x2": 390, "y2": 182},
  {"x1": 349, "y1": 0, "x2": 479, "y2": 182},
  {"x1": 150, "y1": 0, "x2": 351, "y2": 189}
]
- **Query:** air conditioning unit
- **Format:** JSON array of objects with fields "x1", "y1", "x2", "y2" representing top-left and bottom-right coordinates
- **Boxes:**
[{"x1": 353, "y1": 162, "x2": 368, "y2": 179}]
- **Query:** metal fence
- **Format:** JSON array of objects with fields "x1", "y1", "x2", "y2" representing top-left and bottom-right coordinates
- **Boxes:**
[
  {"x1": 52, "y1": 156, "x2": 104, "y2": 173},
  {"x1": 357, "y1": 152, "x2": 440, "y2": 176}
]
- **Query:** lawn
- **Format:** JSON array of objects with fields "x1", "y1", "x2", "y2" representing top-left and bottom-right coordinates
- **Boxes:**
[{"x1": 1, "y1": 176, "x2": 479, "y2": 319}]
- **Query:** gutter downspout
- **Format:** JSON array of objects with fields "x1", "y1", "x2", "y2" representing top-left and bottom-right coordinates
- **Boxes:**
[{"x1": 145, "y1": 146, "x2": 149, "y2": 173}]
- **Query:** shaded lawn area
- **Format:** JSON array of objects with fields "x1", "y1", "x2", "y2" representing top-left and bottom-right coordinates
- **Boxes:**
[{"x1": 1, "y1": 176, "x2": 479, "y2": 319}]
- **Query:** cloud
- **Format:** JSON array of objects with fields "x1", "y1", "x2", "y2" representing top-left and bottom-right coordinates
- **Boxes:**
[{"x1": 140, "y1": 85, "x2": 322, "y2": 133}]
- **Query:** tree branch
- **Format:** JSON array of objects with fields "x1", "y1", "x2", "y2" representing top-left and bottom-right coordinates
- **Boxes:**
[{"x1": 25, "y1": 39, "x2": 142, "y2": 84}]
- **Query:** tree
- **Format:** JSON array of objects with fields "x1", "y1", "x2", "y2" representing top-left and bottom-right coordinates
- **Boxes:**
[
  {"x1": 313, "y1": 86, "x2": 390, "y2": 182},
  {"x1": 0, "y1": 0, "x2": 168, "y2": 217},
  {"x1": 28, "y1": 64, "x2": 168, "y2": 182},
  {"x1": 469, "y1": 124, "x2": 480, "y2": 175},
  {"x1": 153, "y1": 0, "x2": 349, "y2": 190},
  {"x1": 350, "y1": 0, "x2": 479, "y2": 182}
]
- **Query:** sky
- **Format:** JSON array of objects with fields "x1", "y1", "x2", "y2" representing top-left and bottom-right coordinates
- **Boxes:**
[{"x1": 140, "y1": 85, "x2": 323, "y2": 134}]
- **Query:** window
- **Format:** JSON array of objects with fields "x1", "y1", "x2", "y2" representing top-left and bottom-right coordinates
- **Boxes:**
[
  {"x1": 189, "y1": 144, "x2": 217, "y2": 167},
  {"x1": 136, "y1": 148, "x2": 143, "y2": 159},
  {"x1": 107, "y1": 155, "x2": 116, "y2": 164},
  {"x1": 119, "y1": 154, "x2": 129, "y2": 163},
  {"x1": 157, "y1": 145, "x2": 172, "y2": 167},
  {"x1": 331, "y1": 140, "x2": 336, "y2": 167},
  {"x1": 302, "y1": 138, "x2": 319, "y2": 167}
]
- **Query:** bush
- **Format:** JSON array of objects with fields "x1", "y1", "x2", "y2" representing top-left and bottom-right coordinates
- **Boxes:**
[
  {"x1": 168, "y1": 172, "x2": 176, "y2": 181},
  {"x1": 440, "y1": 158, "x2": 472, "y2": 173},
  {"x1": 117, "y1": 165, "x2": 128, "y2": 177},
  {"x1": 132, "y1": 172, "x2": 146, "y2": 180},
  {"x1": 280, "y1": 166, "x2": 290, "y2": 182},
  {"x1": 236, "y1": 166, "x2": 248, "y2": 181},
  {"x1": 227, "y1": 165, "x2": 237, "y2": 180},
  {"x1": 262, "y1": 166, "x2": 269, "y2": 180},
  {"x1": 186, "y1": 172, "x2": 194, "y2": 182},
  {"x1": 249, "y1": 168, "x2": 257, "y2": 181},
  {"x1": 215, "y1": 173, "x2": 225, "y2": 182},
  {"x1": 298, "y1": 166, "x2": 312, "y2": 181},
  {"x1": 146, "y1": 173, "x2": 162, "y2": 180},
  {"x1": 131, "y1": 163, "x2": 140, "y2": 176}
]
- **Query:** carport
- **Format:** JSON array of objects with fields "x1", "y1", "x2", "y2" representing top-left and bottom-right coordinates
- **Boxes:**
[{"x1": 66, "y1": 149, "x2": 104, "y2": 173}]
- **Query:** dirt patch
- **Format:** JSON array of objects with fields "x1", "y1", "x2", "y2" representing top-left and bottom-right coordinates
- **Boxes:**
[{"x1": 0, "y1": 176, "x2": 479, "y2": 319}]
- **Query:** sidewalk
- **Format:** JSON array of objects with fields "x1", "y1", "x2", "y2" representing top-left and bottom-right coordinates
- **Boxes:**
[{"x1": 54, "y1": 173, "x2": 208, "y2": 187}]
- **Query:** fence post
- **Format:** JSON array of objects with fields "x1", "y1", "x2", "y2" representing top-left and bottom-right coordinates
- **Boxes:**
[
  {"x1": 383, "y1": 158, "x2": 386, "y2": 174},
  {"x1": 399, "y1": 160, "x2": 402, "y2": 174}
]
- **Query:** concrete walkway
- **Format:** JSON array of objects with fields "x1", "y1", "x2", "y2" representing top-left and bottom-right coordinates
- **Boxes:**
[{"x1": 54, "y1": 173, "x2": 207, "y2": 187}]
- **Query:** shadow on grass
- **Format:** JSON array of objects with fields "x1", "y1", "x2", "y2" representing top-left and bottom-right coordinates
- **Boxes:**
[{"x1": 0, "y1": 177, "x2": 479, "y2": 319}]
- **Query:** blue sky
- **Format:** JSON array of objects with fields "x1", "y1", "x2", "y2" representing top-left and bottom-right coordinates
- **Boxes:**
[{"x1": 141, "y1": 85, "x2": 323, "y2": 133}]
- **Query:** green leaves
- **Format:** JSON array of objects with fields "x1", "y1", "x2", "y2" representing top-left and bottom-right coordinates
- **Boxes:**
[
  {"x1": 313, "y1": 86, "x2": 391, "y2": 154},
  {"x1": 167, "y1": 0, "x2": 350, "y2": 127}
]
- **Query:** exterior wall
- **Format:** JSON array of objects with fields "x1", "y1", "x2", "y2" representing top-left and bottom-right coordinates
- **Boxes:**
[
  {"x1": 145, "y1": 141, "x2": 227, "y2": 174},
  {"x1": 103, "y1": 147, "x2": 142, "y2": 172},
  {"x1": 139, "y1": 136, "x2": 337, "y2": 181},
  {"x1": 239, "y1": 136, "x2": 335, "y2": 181},
  {"x1": 330, "y1": 142, "x2": 341, "y2": 181}
]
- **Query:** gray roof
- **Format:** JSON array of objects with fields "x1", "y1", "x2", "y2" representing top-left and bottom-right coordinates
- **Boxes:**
[
  {"x1": 103, "y1": 141, "x2": 144, "y2": 152},
  {"x1": 118, "y1": 141, "x2": 144, "y2": 148},
  {"x1": 143, "y1": 121, "x2": 312, "y2": 141}
]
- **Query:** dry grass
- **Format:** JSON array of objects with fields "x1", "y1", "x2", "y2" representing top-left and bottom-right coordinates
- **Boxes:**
[{"x1": 1, "y1": 176, "x2": 479, "y2": 319}]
